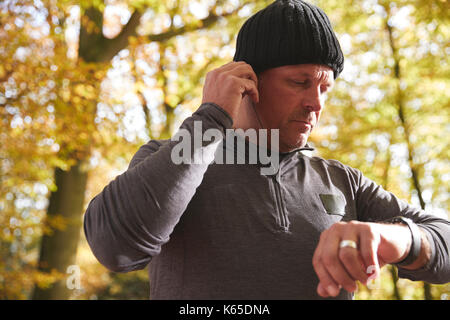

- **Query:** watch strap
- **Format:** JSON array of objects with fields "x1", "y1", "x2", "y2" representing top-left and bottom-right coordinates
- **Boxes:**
[{"x1": 386, "y1": 216, "x2": 422, "y2": 267}]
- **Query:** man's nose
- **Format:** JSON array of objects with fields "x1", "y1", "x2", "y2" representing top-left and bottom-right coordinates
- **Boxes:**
[{"x1": 303, "y1": 86, "x2": 324, "y2": 113}]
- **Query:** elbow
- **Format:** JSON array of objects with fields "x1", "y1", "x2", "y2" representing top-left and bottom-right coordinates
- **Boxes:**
[
  {"x1": 84, "y1": 216, "x2": 151, "y2": 273},
  {"x1": 83, "y1": 200, "x2": 153, "y2": 273},
  {"x1": 91, "y1": 251, "x2": 150, "y2": 274},
  {"x1": 83, "y1": 207, "x2": 123, "y2": 273}
]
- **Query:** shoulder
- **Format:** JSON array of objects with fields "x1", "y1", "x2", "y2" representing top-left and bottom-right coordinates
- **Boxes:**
[
  {"x1": 307, "y1": 155, "x2": 361, "y2": 174},
  {"x1": 141, "y1": 139, "x2": 170, "y2": 151},
  {"x1": 300, "y1": 154, "x2": 363, "y2": 186}
]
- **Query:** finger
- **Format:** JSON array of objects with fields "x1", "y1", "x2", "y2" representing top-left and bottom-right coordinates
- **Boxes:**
[
  {"x1": 313, "y1": 232, "x2": 340, "y2": 297},
  {"x1": 338, "y1": 235, "x2": 369, "y2": 284},
  {"x1": 223, "y1": 63, "x2": 258, "y2": 85},
  {"x1": 359, "y1": 231, "x2": 381, "y2": 284},
  {"x1": 314, "y1": 262, "x2": 341, "y2": 297},
  {"x1": 219, "y1": 60, "x2": 250, "y2": 73},
  {"x1": 322, "y1": 234, "x2": 358, "y2": 293},
  {"x1": 235, "y1": 77, "x2": 259, "y2": 103},
  {"x1": 317, "y1": 281, "x2": 342, "y2": 298},
  {"x1": 220, "y1": 61, "x2": 243, "y2": 68},
  {"x1": 317, "y1": 282, "x2": 328, "y2": 297}
]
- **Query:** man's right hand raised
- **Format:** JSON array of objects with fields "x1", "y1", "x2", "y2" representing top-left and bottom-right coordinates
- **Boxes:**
[{"x1": 202, "y1": 61, "x2": 259, "y2": 121}]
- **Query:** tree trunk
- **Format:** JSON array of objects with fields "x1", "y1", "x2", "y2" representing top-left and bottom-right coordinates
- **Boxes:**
[
  {"x1": 385, "y1": 15, "x2": 432, "y2": 301},
  {"x1": 31, "y1": 1, "x2": 247, "y2": 299},
  {"x1": 32, "y1": 162, "x2": 88, "y2": 299},
  {"x1": 381, "y1": 144, "x2": 402, "y2": 300},
  {"x1": 32, "y1": 4, "x2": 108, "y2": 300}
]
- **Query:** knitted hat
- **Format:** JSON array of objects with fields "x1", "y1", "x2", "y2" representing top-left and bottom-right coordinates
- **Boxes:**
[{"x1": 233, "y1": 0, "x2": 344, "y2": 79}]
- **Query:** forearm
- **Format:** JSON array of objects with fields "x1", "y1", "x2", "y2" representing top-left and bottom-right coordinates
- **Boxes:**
[
  {"x1": 397, "y1": 219, "x2": 450, "y2": 284},
  {"x1": 375, "y1": 218, "x2": 450, "y2": 284},
  {"x1": 355, "y1": 171, "x2": 450, "y2": 284},
  {"x1": 398, "y1": 227, "x2": 432, "y2": 270},
  {"x1": 84, "y1": 103, "x2": 232, "y2": 272}
]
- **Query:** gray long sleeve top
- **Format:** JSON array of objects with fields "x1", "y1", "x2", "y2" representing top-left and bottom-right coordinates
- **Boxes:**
[{"x1": 84, "y1": 103, "x2": 450, "y2": 299}]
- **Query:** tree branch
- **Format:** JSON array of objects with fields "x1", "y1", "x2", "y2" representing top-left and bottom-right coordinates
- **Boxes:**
[
  {"x1": 148, "y1": 2, "x2": 248, "y2": 42},
  {"x1": 97, "y1": 10, "x2": 143, "y2": 62},
  {"x1": 84, "y1": 2, "x2": 249, "y2": 62}
]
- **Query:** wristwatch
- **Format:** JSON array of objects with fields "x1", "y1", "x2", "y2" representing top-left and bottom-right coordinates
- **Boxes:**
[{"x1": 385, "y1": 216, "x2": 422, "y2": 267}]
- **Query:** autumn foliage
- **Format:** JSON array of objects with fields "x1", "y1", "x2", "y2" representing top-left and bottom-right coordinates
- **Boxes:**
[{"x1": 0, "y1": 0, "x2": 448, "y2": 299}]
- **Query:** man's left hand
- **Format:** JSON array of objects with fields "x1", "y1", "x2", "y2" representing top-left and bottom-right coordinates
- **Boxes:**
[{"x1": 312, "y1": 221, "x2": 413, "y2": 297}]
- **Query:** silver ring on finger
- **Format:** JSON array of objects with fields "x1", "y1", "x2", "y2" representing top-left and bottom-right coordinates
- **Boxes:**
[{"x1": 339, "y1": 240, "x2": 358, "y2": 250}]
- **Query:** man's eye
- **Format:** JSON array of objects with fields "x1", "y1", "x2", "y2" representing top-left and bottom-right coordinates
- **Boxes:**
[{"x1": 292, "y1": 80, "x2": 307, "y2": 86}]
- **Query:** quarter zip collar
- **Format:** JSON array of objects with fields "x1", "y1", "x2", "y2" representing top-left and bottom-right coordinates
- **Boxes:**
[{"x1": 221, "y1": 130, "x2": 314, "y2": 176}]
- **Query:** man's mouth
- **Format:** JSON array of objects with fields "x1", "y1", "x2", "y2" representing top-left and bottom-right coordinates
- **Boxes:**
[
  {"x1": 291, "y1": 119, "x2": 313, "y2": 126},
  {"x1": 290, "y1": 120, "x2": 313, "y2": 132}
]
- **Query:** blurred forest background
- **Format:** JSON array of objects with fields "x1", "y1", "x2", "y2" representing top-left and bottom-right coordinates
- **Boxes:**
[{"x1": 0, "y1": 0, "x2": 449, "y2": 300}]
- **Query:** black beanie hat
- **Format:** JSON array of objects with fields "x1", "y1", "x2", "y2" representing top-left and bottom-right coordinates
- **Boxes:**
[{"x1": 233, "y1": 0, "x2": 344, "y2": 79}]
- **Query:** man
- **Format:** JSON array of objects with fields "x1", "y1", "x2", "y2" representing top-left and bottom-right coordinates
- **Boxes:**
[{"x1": 84, "y1": 0, "x2": 449, "y2": 299}]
